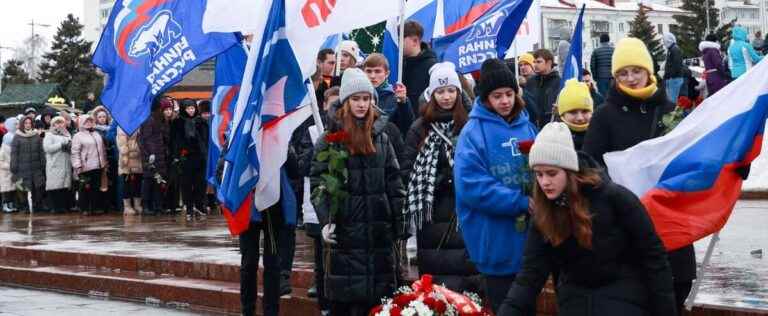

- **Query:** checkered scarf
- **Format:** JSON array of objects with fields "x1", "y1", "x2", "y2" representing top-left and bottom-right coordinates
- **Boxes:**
[{"x1": 407, "y1": 121, "x2": 454, "y2": 229}]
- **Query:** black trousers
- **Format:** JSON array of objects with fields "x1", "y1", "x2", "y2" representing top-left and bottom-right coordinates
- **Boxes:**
[
  {"x1": 308, "y1": 226, "x2": 329, "y2": 310},
  {"x1": 78, "y1": 170, "x2": 103, "y2": 213},
  {"x1": 240, "y1": 206, "x2": 289, "y2": 316},
  {"x1": 180, "y1": 157, "x2": 205, "y2": 210},
  {"x1": 485, "y1": 274, "x2": 518, "y2": 314},
  {"x1": 674, "y1": 281, "x2": 693, "y2": 316},
  {"x1": 123, "y1": 174, "x2": 142, "y2": 198},
  {"x1": 47, "y1": 189, "x2": 71, "y2": 213},
  {"x1": 141, "y1": 176, "x2": 163, "y2": 213}
]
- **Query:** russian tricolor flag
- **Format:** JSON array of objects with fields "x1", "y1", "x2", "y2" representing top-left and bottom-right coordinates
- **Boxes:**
[{"x1": 605, "y1": 59, "x2": 768, "y2": 251}]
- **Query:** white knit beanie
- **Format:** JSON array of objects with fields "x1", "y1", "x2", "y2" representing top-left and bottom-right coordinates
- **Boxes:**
[
  {"x1": 338, "y1": 40, "x2": 360, "y2": 64},
  {"x1": 529, "y1": 122, "x2": 579, "y2": 172},
  {"x1": 339, "y1": 68, "x2": 375, "y2": 104},
  {"x1": 426, "y1": 62, "x2": 462, "y2": 98}
]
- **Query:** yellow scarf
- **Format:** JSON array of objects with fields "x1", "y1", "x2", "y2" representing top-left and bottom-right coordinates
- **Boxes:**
[
  {"x1": 562, "y1": 119, "x2": 589, "y2": 132},
  {"x1": 617, "y1": 76, "x2": 659, "y2": 100}
]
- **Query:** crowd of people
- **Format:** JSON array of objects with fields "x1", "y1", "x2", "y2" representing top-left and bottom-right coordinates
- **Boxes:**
[
  {"x1": 1, "y1": 19, "x2": 763, "y2": 316},
  {"x1": 0, "y1": 97, "x2": 214, "y2": 220},
  {"x1": 266, "y1": 21, "x2": 759, "y2": 316}
]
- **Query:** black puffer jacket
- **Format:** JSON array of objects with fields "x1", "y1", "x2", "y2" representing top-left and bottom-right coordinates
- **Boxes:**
[
  {"x1": 171, "y1": 111, "x2": 208, "y2": 160},
  {"x1": 10, "y1": 129, "x2": 45, "y2": 189},
  {"x1": 138, "y1": 115, "x2": 170, "y2": 177},
  {"x1": 401, "y1": 112, "x2": 480, "y2": 292},
  {"x1": 404, "y1": 43, "x2": 438, "y2": 112},
  {"x1": 524, "y1": 71, "x2": 561, "y2": 128},
  {"x1": 582, "y1": 84, "x2": 696, "y2": 285},
  {"x1": 499, "y1": 171, "x2": 677, "y2": 316},
  {"x1": 310, "y1": 115, "x2": 407, "y2": 304}
]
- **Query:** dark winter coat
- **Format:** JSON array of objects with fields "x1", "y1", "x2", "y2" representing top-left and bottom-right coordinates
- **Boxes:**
[
  {"x1": 138, "y1": 115, "x2": 170, "y2": 177},
  {"x1": 664, "y1": 44, "x2": 684, "y2": 79},
  {"x1": 376, "y1": 82, "x2": 415, "y2": 137},
  {"x1": 498, "y1": 175, "x2": 676, "y2": 316},
  {"x1": 572, "y1": 130, "x2": 586, "y2": 151},
  {"x1": 10, "y1": 129, "x2": 45, "y2": 190},
  {"x1": 524, "y1": 71, "x2": 562, "y2": 128},
  {"x1": 402, "y1": 112, "x2": 479, "y2": 292},
  {"x1": 590, "y1": 43, "x2": 615, "y2": 80},
  {"x1": 171, "y1": 110, "x2": 208, "y2": 160},
  {"x1": 310, "y1": 115, "x2": 407, "y2": 304},
  {"x1": 404, "y1": 43, "x2": 438, "y2": 113},
  {"x1": 582, "y1": 84, "x2": 697, "y2": 284},
  {"x1": 699, "y1": 41, "x2": 729, "y2": 95}
]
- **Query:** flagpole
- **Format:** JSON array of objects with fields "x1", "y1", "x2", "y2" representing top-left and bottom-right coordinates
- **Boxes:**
[
  {"x1": 306, "y1": 82, "x2": 325, "y2": 135},
  {"x1": 514, "y1": 40, "x2": 520, "y2": 90},
  {"x1": 684, "y1": 231, "x2": 720, "y2": 311},
  {"x1": 397, "y1": 0, "x2": 406, "y2": 84}
]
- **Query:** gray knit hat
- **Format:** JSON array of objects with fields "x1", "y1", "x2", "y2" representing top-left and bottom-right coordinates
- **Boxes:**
[
  {"x1": 339, "y1": 68, "x2": 375, "y2": 104},
  {"x1": 529, "y1": 122, "x2": 579, "y2": 172}
]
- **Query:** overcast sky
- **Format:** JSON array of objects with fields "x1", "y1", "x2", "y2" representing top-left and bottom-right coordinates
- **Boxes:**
[{"x1": 0, "y1": 0, "x2": 83, "y2": 65}]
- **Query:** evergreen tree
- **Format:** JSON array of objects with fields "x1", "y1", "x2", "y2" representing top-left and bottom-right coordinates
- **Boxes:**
[
  {"x1": 629, "y1": 6, "x2": 665, "y2": 71},
  {"x1": 37, "y1": 14, "x2": 102, "y2": 104},
  {"x1": 1, "y1": 59, "x2": 35, "y2": 87},
  {"x1": 671, "y1": 0, "x2": 723, "y2": 58}
]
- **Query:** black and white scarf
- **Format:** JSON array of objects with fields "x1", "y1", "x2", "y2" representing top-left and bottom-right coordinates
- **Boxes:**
[{"x1": 407, "y1": 121, "x2": 454, "y2": 229}]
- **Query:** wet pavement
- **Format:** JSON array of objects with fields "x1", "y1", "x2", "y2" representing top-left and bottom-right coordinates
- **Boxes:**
[
  {"x1": 0, "y1": 212, "x2": 313, "y2": 270},
  {"x1": 0, "y1": 285, "x2": 202, "y2": 315},
  {"x1": 693, "y1": 200, "x2": 768, "y2": 310},
  {"x1": 0, "y1": 201, "x2": 766, "y2": 312}
]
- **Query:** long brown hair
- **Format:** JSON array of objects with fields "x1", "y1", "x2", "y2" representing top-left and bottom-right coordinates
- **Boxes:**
[
  {"x1": 418, "y1": 91, "x2": 468, "y2": 148},
  {"x1": 336, "y1": 98, "x2": 378, "y2": 155},
  {"x1": 532, "y1": 168, "x2": 602, "y2": 249}
]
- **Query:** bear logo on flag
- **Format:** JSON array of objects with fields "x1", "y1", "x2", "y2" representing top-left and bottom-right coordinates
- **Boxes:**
[{"x1": 128, "y1": 11, "x2": 182, "y2": 58}]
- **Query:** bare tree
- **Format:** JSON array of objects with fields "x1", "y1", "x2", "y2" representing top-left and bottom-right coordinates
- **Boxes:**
[{"x1": 12, "y1": 34, "x2": 48, "y2": 79}]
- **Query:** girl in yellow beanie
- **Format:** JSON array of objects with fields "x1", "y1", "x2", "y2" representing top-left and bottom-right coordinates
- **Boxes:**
[
  {"x1": 582, "y1": 37, "x2": 691, "y2": 316},
  {"x1": 556, "y1": 79, "x2": 593, "y2": 150}
]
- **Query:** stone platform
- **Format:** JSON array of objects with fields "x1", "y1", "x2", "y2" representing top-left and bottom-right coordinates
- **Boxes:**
[{"x1": 0, "y1": 204, "x2": 766, "y2": 315}]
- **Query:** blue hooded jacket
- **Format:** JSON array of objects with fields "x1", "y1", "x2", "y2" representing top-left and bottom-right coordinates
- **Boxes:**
[
  {"x1": 728, "y1": 27, "x2": 764, "y2": 78},
  {"x1": 454, "y1": 98, "x2": 537, "y2": 276}
]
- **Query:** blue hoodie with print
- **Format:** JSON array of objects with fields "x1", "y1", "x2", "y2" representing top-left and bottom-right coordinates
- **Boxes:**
[
  {"x1": 454, "y1": 98, "x2": 538, "y2": 276},
  {"x1": 728, "y1": 26, "x2": 764, "y2": 78}
]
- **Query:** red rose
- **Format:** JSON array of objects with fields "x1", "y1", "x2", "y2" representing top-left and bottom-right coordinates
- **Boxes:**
[
  {"x1": 368, "y1": 305, "x2": 383, "y2": 316},
  {"x1": 518, "y1": 140, "x2": 534, "y2": 155},
  {"x1": 390, "y1": 306, "x2": 402, "y2": 316},
  {"x1": 325, "y1": 130, "x2": 349, "y2": 143},
  {"x1": 180, "y1": 148, "x2": 189, "y2": 157},
  {"x1": 393, "y1": 293, "x2": 417, "y2": 308},
  {"x1": 677, "y1": 96, "x2": 693, "y2": 109},
  {"x1": 434, "y1": 299, "x2": 447, "y2": 314}
]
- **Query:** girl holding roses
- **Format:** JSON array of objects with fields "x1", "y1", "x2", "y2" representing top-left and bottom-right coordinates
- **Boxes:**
[{"x1": 310, "y1": 68, "x2": 407, "y2": 316}]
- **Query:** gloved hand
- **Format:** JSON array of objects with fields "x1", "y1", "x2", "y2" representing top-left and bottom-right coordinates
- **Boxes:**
[
  {"x1": 322, "y1": 224, "x2": 337, "y2": 245},
  {"x1": 149, "y1": 154, "x2": 156, "y2": 164}
]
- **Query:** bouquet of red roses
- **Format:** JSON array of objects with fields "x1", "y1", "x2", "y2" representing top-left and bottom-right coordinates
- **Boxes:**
[{"x1": 369, "y1": 275, "x2": 490, "y2": 316}]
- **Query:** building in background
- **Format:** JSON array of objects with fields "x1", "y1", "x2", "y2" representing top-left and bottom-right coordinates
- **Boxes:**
[{"x1": 541, "y1": 0, "x2": 685, "y2": 69}]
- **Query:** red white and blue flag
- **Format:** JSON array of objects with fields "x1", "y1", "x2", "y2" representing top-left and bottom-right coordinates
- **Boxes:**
[
  {"x1": 382, "y1": 0, "x2": 507, "y2": 83},
  {"x1": 605, "y1": 59, "x2": 768, "y2": 251},
  {"x1": 209, "y1": 0, "x2": 399, "y2": 235},
  {"x1": 207, "y1": 42, "x2": 247, "y2": 188}
]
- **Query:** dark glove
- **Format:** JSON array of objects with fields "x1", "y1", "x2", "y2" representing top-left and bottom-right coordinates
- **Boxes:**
[{"x1": 61, "y1": 142, "x2": 71, "y2": 152}]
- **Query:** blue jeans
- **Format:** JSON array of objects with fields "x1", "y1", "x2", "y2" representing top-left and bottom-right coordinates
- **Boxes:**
[
  {"x1": 666, "y1": 77, "x2": 684, "y2": 103},
  {"x1": 596, "y1": 78, "x2": 612, "y2": 96}
]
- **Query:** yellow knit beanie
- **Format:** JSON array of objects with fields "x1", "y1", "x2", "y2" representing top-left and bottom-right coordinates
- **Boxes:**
[
  {"x1": 519, "y1": 53, "x2": 535, "y2": 66},
  {"x1": 612, "y1": 38, "x2": 654, "y2": 77},
  {"x1": 557, "y1": 79, "x2": 593, "y2": 116}
]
